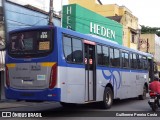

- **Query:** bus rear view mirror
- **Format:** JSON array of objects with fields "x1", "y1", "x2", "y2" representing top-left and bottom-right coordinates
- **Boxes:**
[{"x1": 0, "y1": 40, "x2": 5, "y2": 50}]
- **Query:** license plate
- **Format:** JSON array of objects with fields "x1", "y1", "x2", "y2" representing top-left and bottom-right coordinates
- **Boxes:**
[{"x1": 149, "y1": 99, "x2": 155, "y2": 102}]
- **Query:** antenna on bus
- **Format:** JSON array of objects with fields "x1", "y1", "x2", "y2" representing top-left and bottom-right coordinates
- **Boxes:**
[{"x1": 48, "y1": 0, "x2": 54, "y2": 26}]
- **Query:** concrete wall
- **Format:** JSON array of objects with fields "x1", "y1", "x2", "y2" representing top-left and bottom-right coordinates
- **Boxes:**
[
  {"x1": 140, "y1": 34, "x2": 155, "y2": 54},
  {"x1": 139, "y1": 34, "x2": 160, "y2": 70},
  {"x1": 154, "y1": 35, "x2": 160, "y2": 66}
]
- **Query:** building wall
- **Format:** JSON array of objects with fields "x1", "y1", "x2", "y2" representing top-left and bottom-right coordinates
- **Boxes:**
[
  {"x1": 68, "y1": 0, "x2": 139, "y2": 50},
  {"x1": 155, "y1": 35, "x2": 160, "y2": 64},
  {"x1": 154, "y1": 35, "x2": 160, "y2": 71},
  {"x1": 62, "y1": 4, "x2": 123, "y2": 44},
  {"x1": 4, "y1": 1, "x2": 61, "y2": 32},
  {"x1": 69, "y1": 0, "x2": 95, "y2": 11},
  {"x1": 95, "y1": 4, "x2": 119, "y2": 16},
  {"x1": 140, "y1": 34, "x2": 160, "y2": 70},
  {"x1": 140, "y1": 34, "x2": 155, "y2": 54}
]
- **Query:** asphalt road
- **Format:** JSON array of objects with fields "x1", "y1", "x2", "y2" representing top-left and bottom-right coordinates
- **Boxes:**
[{"x1": 0, "y1": 97, "x2": 159, "y2": 120}]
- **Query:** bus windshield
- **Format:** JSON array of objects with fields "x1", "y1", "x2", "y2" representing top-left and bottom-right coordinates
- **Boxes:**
[{"x1": 9, "y1": 30, "x2": 52, "y2": 58}]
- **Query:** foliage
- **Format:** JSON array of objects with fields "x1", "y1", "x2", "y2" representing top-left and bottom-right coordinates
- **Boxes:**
[{"x1": 141, "y1": 25, "x2": 160, "y2": 36}]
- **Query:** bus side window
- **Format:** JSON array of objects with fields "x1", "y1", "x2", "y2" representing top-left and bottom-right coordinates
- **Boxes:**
[
  {"x1": 63, "y1": 36, "x2": 72, "y2": 62},
  {"x1": 143, "y1": 56, "x2": 148, "y2": 70},
  {"x1": 139, "y1": 55, "x2": 143, "y2": 69},
  {"x1": 72, "y1": 38, "x2": 83, "y2": 63},
  {"x1": 130, "y1": 53, "x2": 133, "y2": 68},
  {"x1": 110, "y1": 48, "x2": 114, "y2": 66},
  {"x1": 63, "y1": 36, "x2": 83, "y2": 64},
  {"x1": 133, "y1": 53, "x2": 137, "y2": 69},
  {"x1": 122, "y1": 52, "x2": 129, "y2": 68},
  {"x1": 110, "y1": 48, "x2": 120, "y2": 67},
  {"x1": 102, "y1": 46, "x2": 109, "y2": 66},
  {"x1": 97, "y1": 45, "x2": 103, "y2": 65},
  {"x1": 114, "y1": 49, "x2": 120, "y2": 67}
]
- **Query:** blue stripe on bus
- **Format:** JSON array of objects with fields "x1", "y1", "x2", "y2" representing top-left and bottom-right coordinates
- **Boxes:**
[
  {"x1": 97, "y1": 66, "x2": 148, "y2": 73},
  {"x1": 58, "y1": 62, "x2": 148, "y2": 73},
  {"x1": 5, "y1": 87, "x2": 61, "y2": 101}
]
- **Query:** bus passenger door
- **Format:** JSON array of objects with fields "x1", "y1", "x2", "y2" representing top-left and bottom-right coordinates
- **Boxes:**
[{"x1": 84, "y1": 40, "x2": 96, "y2": 101}]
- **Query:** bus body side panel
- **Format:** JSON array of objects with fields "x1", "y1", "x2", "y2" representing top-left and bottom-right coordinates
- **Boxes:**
[
  {"x1": 96, "y1": 67, "x2": 148, "y2": 100},
  {"x1": 57, "y1": 28, "x2": 86, "y2": 103},
  {"x1": 58, "y1": 66, "x2": 86, "y2": 103},
  {"x1": 118, "y1": 70, "x2": 148, "y2": 99},
  {"x1": 96, "y1": 67, "x2": 122, "y2": 101}
]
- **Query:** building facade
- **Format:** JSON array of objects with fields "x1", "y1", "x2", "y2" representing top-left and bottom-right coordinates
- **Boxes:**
[
  {"x1": 62, "y1": 4, "x2": 123, "y2": 44},
  {"x1": 140, "y1": 34, "x2": 160, "y2": 70},
  {"x1": 69, "y1": 0, "x2": 139, "y2": 50},
  {"x1": 4, "y1": 0, "x2": 61, "y2": 32}
]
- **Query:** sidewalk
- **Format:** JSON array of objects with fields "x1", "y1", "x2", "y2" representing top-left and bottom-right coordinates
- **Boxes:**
[
  {"x1": 0, "y1": 100, "x2": 27, "y2": 109},
  {"x1": 0, "y1": 100, "x2": 56, "y2": 110}
]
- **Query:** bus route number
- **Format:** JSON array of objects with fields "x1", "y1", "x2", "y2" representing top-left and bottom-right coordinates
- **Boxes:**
[{"x1": 40, "y1": 32, "x2": 48, "y2": 39}]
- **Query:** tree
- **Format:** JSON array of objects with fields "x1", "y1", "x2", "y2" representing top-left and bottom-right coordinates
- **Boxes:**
[{"x1": 141, "y1": 25, "x2": 160, "y2": 36}]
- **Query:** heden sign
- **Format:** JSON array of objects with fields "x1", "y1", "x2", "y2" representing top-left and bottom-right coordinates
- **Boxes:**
[
  {"x1": 62, "y1": 4, "x2": 123, "y2": 45},
  {"x1": 90, "y1": 22, "x2": 116, "y2": 40}
]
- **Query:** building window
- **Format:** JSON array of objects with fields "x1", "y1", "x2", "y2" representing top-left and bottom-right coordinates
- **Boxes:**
[{"x1": 131, "y1": 34, "x2": 135, "y2": 43}]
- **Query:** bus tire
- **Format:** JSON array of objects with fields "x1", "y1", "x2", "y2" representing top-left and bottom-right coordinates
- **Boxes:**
[
  {"x1": 139, "y1": 85, "x2": 147, "y2": 100},
  {"x1": 101, "y1": 87, "x2": 113, "y2": 109}
]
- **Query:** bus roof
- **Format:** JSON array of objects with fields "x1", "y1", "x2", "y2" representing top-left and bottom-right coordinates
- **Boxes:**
[
  {"x1": 9, "y1": 25, "x2": 153, "y2": 58},
  {"x1": 57, "y1": 26, "x2": 153, "y2": 58}
]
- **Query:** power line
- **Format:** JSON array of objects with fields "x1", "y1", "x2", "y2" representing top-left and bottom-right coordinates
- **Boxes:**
[
  {"x1": 6, "y1": 9, "x2": 48, "y2": 19},
  {"x1": 7, "y1": 19, "x2": 33, "y2": 26},
  {"x1": 6, "y1": 8, "x2": 123, "y2": 29},
  {"x1": 6, "y1": 8, "x2": 133, "y2": 31}
]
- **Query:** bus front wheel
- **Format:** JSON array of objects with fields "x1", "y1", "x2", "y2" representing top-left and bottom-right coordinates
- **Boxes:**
[{"x1": 101, "y1": 87, "x2": 113, "y2": 109}]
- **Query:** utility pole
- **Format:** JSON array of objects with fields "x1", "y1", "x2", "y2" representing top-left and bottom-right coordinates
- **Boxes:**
[
  {"x1": 137, "y1": 29, "x2": 141, "y2": 50},
  {"x1": 97, "y1": 0, "x2": 102, "y2": 5},
  {"x1": 146, "y1": 38, "x2": 149, "y2": 53},
  {"x1": 48, "y1": 0, "x2": 53, "y2": 25}
]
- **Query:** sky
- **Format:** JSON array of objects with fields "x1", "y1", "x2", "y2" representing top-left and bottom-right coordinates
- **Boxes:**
[{"x1": 7, "y1": 0, "x2": 160, "y2": 28}]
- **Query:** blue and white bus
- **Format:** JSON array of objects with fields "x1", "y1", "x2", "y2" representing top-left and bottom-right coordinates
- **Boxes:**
[{"x1": 5, "y1": 25, "x2": 157, "y2": 109}]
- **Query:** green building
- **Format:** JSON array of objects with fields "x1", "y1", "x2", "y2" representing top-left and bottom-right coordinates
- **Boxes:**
[{"x1": 62, "y1": 4, "x2": 123, "y2": 45}]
